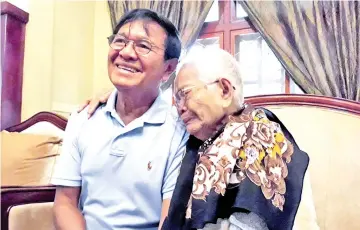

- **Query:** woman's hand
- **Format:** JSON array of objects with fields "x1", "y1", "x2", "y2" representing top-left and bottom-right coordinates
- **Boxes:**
[{"x1": 77, "y1": 90, "x2": 112, "y2": 118}]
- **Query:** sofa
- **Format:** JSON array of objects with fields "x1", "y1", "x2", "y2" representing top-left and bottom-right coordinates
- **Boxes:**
[
  {"x1": 1, "y1": 112, "x2": 66, "y2": 230},
  {"x1": 1, "y1": 94, "x2": 360, "y2": 230},
  {"x1": 247, "y1": 94, "x2": 360, "y2": 230}
]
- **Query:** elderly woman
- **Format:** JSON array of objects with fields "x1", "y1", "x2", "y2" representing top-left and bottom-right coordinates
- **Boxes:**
[
  {"x1": 159, "y1": 47, "x2": 309, "y2": 230},
  {"x1": 82, "y1": 47, "x2": 309, "y2": 230}
]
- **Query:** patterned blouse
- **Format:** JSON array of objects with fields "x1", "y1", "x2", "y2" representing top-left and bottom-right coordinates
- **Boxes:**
[{"x1": 162, "y1": 104, "x2": 310, "y2": 230}]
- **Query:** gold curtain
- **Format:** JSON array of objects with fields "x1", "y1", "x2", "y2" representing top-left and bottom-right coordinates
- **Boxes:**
[
  {"x1": 108, "y1": 0, "x2": 214, "y2": 90},
  {"x1": 241, "y1": 0, "x2": 360, "y2": 101}
]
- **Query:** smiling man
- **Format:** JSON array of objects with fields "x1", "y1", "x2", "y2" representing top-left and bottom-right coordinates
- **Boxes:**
[{"x1": 51, "y1": 9, "x2": 187, "y2": 230}]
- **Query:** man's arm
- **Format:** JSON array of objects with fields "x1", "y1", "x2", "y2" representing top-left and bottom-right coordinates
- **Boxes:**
[
  {"x1": 160, "y1": 119, "x2": 189, "y2": 229},
  {"x1": 158, "y1": 198, "x2": 171, "y2": 230},
  {"x1": 53, "y1": 186, "x2": 85, "y2": 230},
  {"x1": 51, "y1": 111, "x2": 87, "y2": 230}
]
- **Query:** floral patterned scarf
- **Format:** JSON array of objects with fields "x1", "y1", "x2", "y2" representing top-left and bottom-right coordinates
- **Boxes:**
[{"x1": 162, "y1": 104, "x2": 309, "y2": 230}]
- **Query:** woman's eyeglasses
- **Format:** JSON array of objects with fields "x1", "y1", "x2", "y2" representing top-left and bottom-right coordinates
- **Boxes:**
[{"x1": 174, "y1": 80, "x2": 236, "y2": 107}]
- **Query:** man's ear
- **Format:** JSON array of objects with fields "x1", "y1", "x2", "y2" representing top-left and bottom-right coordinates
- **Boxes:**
[{"x1": 162, "y1": 58, "x2": 178, "y2": 82}]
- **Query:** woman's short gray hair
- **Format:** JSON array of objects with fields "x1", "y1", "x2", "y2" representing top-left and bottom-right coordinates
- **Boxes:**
[{"x1": 176, "y1": 46, "x2": 244, "y2": 106}]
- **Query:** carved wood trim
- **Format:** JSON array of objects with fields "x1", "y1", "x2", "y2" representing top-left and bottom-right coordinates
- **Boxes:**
[
  {"x1": 5, "y1": 112, "x2": 68, "y2": 132},
  {"x1": 245, "y1": 94, "x2": 360, "y2": 115},
  {"x1": 1, "y1": 186, "x2": 56, "y2": 230}
]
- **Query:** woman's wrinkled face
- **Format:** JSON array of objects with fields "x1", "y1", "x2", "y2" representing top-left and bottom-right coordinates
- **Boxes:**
[{"x1": 174, "y1": 64, "x2": 226, "y2": 137}]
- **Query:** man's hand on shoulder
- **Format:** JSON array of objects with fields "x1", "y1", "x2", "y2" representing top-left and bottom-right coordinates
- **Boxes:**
[{"x1": 77, "y1": 89, "x2": 113, "y2": 118}]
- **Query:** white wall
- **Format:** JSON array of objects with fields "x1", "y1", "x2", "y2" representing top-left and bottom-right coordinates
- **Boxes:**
[
  {"x1": 92, "y1": 0, "x2": 113, "y2": 95},
  {"x1": 21, "y1": 0, "x2": 112, "y2": 120},
  {"x1": 21, "y1": 0, "x2": 55, "y2": 119},
  {"x1": 5, "y1": 0, "x2": 29, "y2": 12},
  {"x1": 50, "y1": 0, "x2": 95, "y2": 114}
]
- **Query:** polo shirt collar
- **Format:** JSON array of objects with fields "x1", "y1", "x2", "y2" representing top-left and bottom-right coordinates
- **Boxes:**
[{"x1": 104, "y1": 89, "x2": 169, "y2": 125}]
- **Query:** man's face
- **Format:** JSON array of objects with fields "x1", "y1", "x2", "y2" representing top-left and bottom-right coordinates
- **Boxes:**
[
  {"x1": 174, "y1": 64, "x2": 226, "y2": 137},
  {"x1": 108, "y1": 20, "x2": 172, "y2": 92}
]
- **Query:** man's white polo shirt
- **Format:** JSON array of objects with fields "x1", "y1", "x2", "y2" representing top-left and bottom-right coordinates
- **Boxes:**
[{"x1": 51, "y1": 90, "x2": 188, "y2": 229}]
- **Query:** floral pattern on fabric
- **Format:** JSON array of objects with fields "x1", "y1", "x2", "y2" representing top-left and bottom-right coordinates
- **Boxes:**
[{"x1": 189, "y1": 105, "x2": 294, "y2": 213}]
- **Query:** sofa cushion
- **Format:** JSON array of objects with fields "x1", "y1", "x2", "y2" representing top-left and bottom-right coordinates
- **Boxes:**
[
  {"x1": 265, "y1": 105, "x2": 360, "y2": 230},
  {"x1": 1, "y1": 131, "x2": 62, "y2": 186},
  {"x1": 293, "y1": 171, "x2": 320, "y2": 230},
  {"x1": 8, "y1": 202, "x2": 55, "y2": 230}
]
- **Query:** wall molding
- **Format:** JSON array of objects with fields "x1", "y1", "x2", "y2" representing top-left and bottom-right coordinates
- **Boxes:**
[{"x1": 51, "y1": 102, "x2": 78, "y2": 114}]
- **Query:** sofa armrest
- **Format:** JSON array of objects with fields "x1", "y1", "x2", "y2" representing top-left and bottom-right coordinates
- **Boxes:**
[{"x1": 1, "y1": 186, "x2": 56, "y2": 230}]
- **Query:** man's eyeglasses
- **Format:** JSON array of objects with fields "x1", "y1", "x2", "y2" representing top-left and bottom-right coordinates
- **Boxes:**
[
  {"x1": 174, "y1": 80, "x2": 236, "y2": 107},
  {"x1": 107, "y1": 34, "x2": 163, "y2": 55}
]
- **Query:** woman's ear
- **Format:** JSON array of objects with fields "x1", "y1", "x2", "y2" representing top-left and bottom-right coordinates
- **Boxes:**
[{"x1": 218, "y1": 78, "x2": 234, "y2": 100}]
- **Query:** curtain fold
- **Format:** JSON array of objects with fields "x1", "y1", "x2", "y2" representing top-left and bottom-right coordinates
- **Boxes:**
[
  {"x1": 240, "y1": 0, "x2": 360, "y2": 101},
  {"x1": 108, "y1": 0, "x2": 214, "y2": 90}
]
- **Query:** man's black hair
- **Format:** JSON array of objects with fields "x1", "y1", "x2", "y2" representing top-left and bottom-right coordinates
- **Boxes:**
[{"x1": 113, "y1": 9, "x2": 182, "y2": 61}]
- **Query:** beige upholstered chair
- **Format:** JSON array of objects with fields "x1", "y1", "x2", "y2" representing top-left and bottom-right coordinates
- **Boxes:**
[
  {"x1": 246, "y1": 94, "x2": 360, "y2": 230},
  {"x1": 2, "y1": 95, "x2": 360, "y2": 230},
  {"x1": 1, "y1": 112, "x2": 66, "y2": 230}
]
